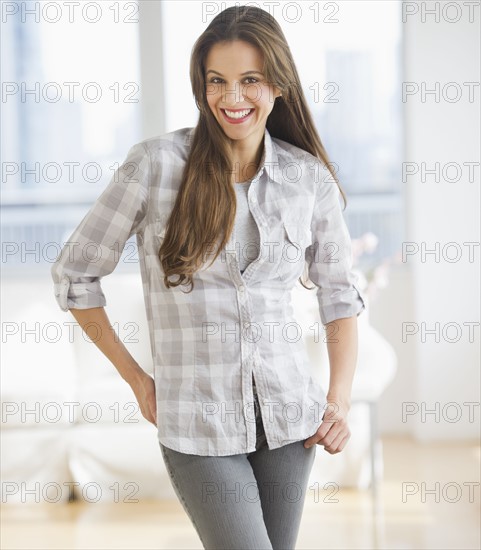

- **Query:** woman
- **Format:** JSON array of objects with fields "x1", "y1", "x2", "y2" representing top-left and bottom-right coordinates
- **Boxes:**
[{"x1": 51, "y1": 5, "x2": 365, "y2": 549}]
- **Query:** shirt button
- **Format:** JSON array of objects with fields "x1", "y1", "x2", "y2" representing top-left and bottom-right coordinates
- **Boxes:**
[{"x1": 239, "y1": 285, "x2": 245, "y2": 292}]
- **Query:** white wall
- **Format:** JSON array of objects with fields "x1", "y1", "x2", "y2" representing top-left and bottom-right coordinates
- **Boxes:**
[{"x1": 372, "y1": 1, "x2": 480, "y2": 440}]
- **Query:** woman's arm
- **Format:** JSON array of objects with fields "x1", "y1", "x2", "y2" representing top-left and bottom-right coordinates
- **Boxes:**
[
  {"x1": 69, "y1": 306, "x2": 157, "y2": 426},
  {"x1": 302, "y1": 156, "x2": 365, "y2": 453},
  {"x1": 325, "y1": 315, "x2": 358, "y2": 409},
  {"x1": 304, "y1": 315, "x2": 358, "y2": 453},
  {"x1": 50, "y1": 142, "x2": 156, "y2": 424}
]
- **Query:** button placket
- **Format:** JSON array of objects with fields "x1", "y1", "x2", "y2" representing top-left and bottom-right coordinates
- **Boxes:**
[
  {"x1": 227, "y1": 173, "x2": 267, "y2": 449},
  {"x1": 234, "y1": 269, "x2": 257, "y2": 449}
]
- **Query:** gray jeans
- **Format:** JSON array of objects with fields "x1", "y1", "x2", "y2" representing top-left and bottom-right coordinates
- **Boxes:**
[{"x1": 159, "y1": 393, "x2": 317, "y2": 549}]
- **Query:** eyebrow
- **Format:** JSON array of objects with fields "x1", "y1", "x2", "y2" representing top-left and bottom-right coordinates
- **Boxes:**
[{"x1": 206, "y1": 70, "x2": 264, "y2": 77}]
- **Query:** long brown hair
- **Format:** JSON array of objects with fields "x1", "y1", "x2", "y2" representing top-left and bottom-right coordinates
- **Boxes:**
[{"x1": 159, "y1": 5, "x2": 346, "y2": 292}]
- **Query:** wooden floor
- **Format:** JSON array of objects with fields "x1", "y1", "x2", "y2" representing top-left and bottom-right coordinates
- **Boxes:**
[{"x1": 1, "y1": 436, "x2": 480, "y2": 549}]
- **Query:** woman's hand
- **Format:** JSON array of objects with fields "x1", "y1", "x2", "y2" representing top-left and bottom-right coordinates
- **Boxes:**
[
  {"x1": 304, "y1": 396, "x2": 351, "y2": 454},
  {"x1": 130, "y1": 371, "x2": 157, "y2": 426}
]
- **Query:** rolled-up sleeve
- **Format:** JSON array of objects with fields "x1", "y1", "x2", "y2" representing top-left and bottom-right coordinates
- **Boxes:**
[
  {"x1": 51, "y1": 142, "x2": 150, "y2": 312},
  {"x1": 305, "y1": 159, "x2": 366, "y2": 325}
]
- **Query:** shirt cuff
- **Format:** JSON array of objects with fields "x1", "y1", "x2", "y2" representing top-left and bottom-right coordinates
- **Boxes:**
[
  {"x1": 54, "y1": 276, "x2": 106, "y2": 312},
  {"x1": 318, "y1": 283, "x2": 366, "y2": 325}
]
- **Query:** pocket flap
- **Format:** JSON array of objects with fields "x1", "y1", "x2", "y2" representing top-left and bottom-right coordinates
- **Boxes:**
[{"x1": 283, "y1": 222, "x2": 311, "y2": 250}]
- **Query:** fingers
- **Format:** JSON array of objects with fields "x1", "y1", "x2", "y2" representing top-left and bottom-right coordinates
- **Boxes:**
[
  {"x1": 304, "y1": 421, "x2": 336, "y2": 448},
  {"x1": 139, "y1": 397, "x2": 156, "y2": 426},
  {"x1": 304, "y1": 418, "x2": 350, "y2": 453},
  {"x1": 146, "y1": 381, "x2": 157, "y2": 426},
  {"x1": 150, "y1": 406, "x2": 157, "y2": 426},
  {"x1": 145, "y1": 401, "x2": 157, "y2": 426},
  {"x1": 322, "y1": 422, "x2": 343, "y2": 445},
  {"x1": 305, "y1": 413, "x2": 337, "y2": 447},
  {"x1": 145, "y1": 410, "x2": 156, "y2": 426},
  {"x1": 324, "y1": 429, "x2": 350, "y2": 454}
]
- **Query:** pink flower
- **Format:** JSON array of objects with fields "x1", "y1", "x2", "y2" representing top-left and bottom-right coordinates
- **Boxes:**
[
  {"x1": 350, "y1": 232, "x2": 403, "y2": 302},
  {"x1": 351, "y1": 232, "x2": 379, "y2": 266}
]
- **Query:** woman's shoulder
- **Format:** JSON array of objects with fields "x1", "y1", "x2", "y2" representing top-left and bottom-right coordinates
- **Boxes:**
[
  {"x1": 138, "y1": 127, "x2": 195, "y2": 161},
  {"x1": 270, "y1": 134, "x2": 316, "y2": 168},
  {"x1": 269, "y1": 134, "x2": 333, "y2": 193}
]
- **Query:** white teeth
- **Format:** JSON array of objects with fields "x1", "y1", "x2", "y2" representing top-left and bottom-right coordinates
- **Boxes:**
[{"x1": 224, "y1": 109, "x2": 252, "y2": 119}]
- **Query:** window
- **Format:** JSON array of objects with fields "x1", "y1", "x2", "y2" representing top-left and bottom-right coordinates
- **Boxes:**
[
  {"x1": 1, "y1": 0, "x2": 142, "y2": 274},
  {"x1": 2, "y1": 0, "x2": 403, "y2": 275}
]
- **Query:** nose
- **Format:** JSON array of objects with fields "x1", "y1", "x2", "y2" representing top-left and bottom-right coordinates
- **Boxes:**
[{"x1": 221, "y1": 81, "x2": 245, "y2": 105}]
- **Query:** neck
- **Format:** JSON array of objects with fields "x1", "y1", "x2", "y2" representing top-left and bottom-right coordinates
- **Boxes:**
[{"x1": 230, "y1": 130, "x2": 265, "y2": 184}]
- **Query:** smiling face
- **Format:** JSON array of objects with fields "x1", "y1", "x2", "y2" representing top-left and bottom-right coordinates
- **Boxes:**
[{"x1": 205, "y1": 40, "x2": 281, "y2": 144}]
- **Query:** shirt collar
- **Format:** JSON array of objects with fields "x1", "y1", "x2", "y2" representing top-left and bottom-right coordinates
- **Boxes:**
[{"x1": 261, "y1": 126, "x2": 283, "y2": 185}]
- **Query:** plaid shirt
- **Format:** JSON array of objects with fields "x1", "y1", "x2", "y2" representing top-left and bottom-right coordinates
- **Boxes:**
[{"x1": 51, "y1": 126, "x2": 365, "y2": 456}]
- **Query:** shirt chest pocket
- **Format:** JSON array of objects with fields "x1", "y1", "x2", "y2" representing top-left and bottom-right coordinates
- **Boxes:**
[{"x1": 275, "y1": 222, "x2": 312, "y2": 283}]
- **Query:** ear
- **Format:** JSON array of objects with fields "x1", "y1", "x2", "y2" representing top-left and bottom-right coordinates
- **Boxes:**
[{"x1": 274, "y1": 86, "x2": 283, "y2": 99}]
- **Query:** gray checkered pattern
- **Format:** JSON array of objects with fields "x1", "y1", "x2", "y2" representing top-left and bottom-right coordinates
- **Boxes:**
[{"x1": 51, "y1": 126, "x2": 365, "y2": 456}]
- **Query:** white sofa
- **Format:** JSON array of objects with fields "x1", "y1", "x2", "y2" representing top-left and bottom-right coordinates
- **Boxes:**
[{"x1": 1, "y1": 270, "x2": 396, "y2": 504}]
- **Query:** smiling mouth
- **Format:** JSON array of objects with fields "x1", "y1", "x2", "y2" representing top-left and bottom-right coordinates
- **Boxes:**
[{"x1": 221, "y1": 108, "x2": 255, "y2": 123}]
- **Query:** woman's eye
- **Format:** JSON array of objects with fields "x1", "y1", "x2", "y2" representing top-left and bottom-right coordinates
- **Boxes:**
[{"x1": 208, "y1": 77, "x2": 259, "y2": 84}]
